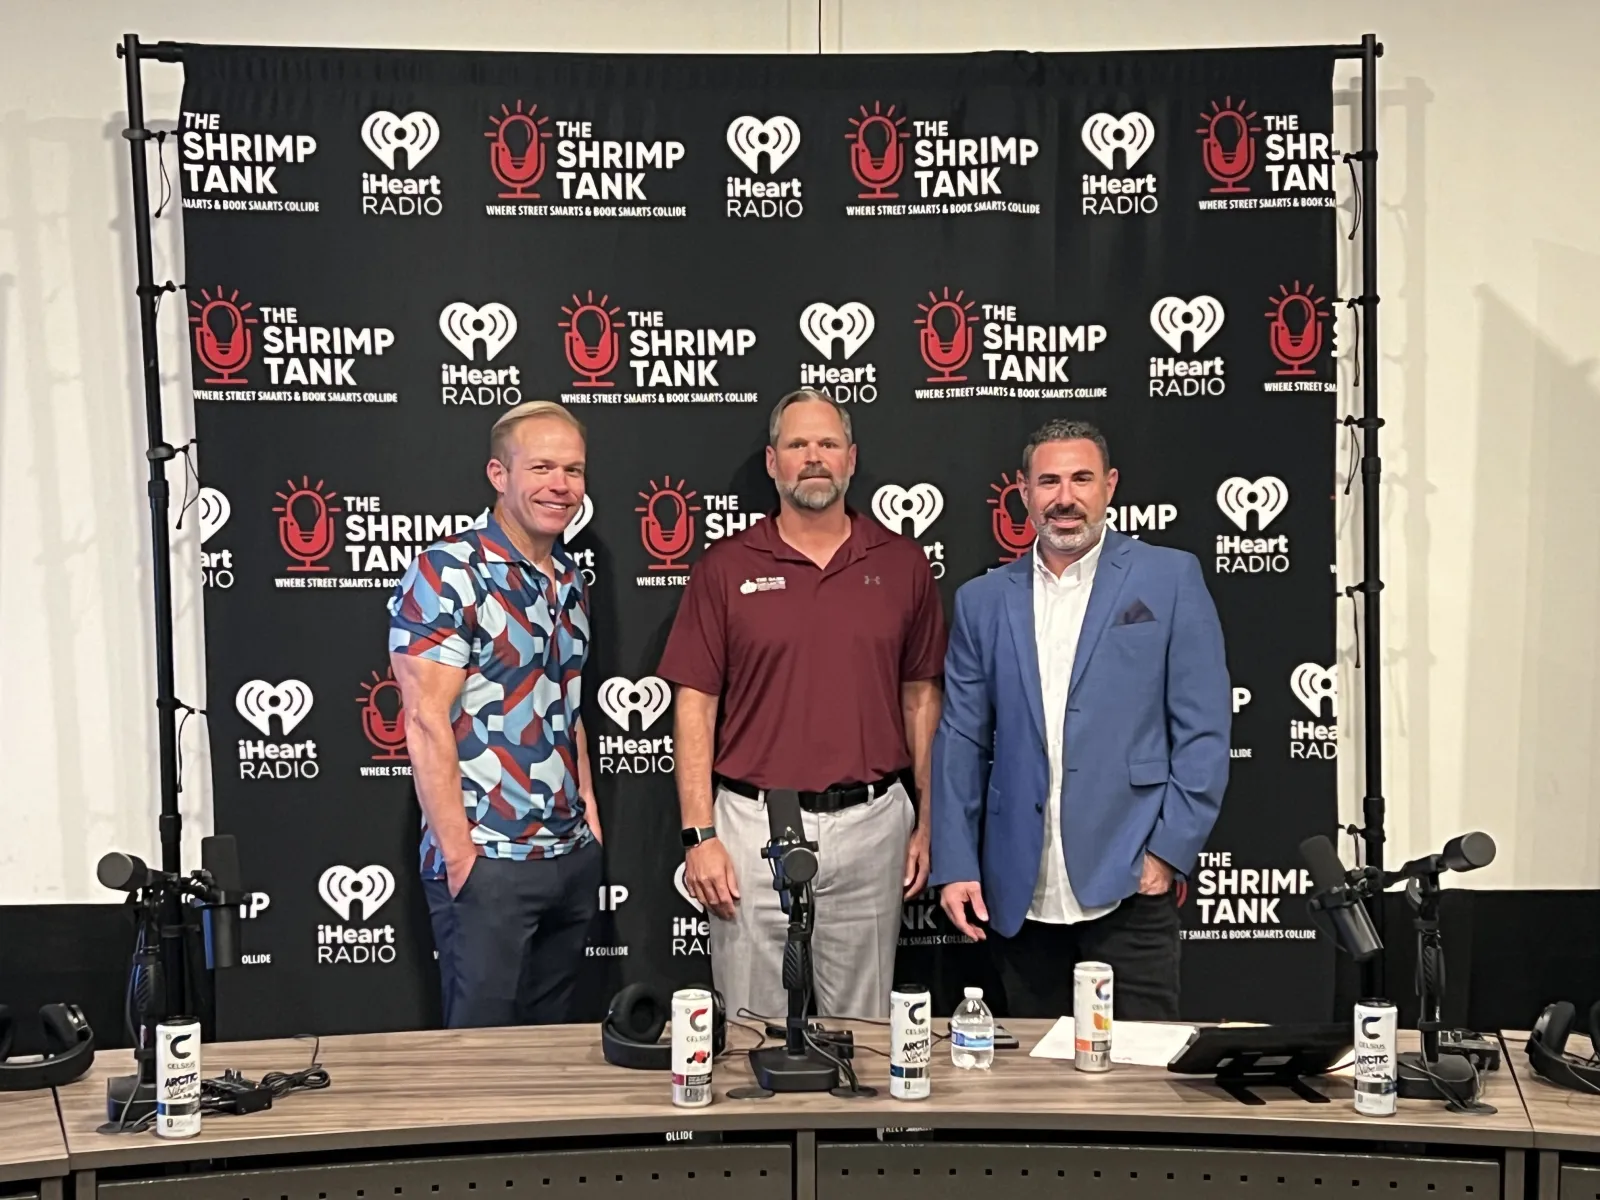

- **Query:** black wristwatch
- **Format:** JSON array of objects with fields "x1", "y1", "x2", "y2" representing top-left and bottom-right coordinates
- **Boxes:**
[{"x1": 680, "y1": 825, "x2": 718, "y2": 848}]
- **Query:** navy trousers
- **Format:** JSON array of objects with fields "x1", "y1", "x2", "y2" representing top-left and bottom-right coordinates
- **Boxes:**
[{"x1": 422, "y1": 840, "x2": 602, "y2": 1028}]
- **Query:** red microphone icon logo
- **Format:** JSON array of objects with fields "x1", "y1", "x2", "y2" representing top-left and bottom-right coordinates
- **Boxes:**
[
  {"x1": 273, "y1": 476, "x2": 342, "y2": 572},
  {"x1": 560, "y1": 291, "x2": 624, "y2": 388},
  {"x1": 486, "y1": 100, "x2": 551, "y2": 199},
  {"x1": 357, "y1": 668, "x2": 407, "y2": 762},
  {"x1": 915, "y1": 287, "x2": 978, "y2": 383},
  {"x1": 636, "y1": 476, "x2": 701, "y2": 571},
  {"x1": 189, "y1": 286, "x2": 258, "y2": 385},
  {"x1": 988, "y1": 472, "x2": 1037, "y2": 562},
  {"x1": 1197, "y1": 98, "x2": 1261, "y2": 194},
  {"x1": 846, "y1": 102, "x2": 908, "y2": 200},
  {"x1": 1265, "y1": 281, "x2": 1330, "y2": 376}
]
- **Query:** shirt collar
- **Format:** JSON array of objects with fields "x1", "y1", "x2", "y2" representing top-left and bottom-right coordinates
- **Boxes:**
[
  {"x1": 1033, "y1": 529, "x2": 1105, "y2": 586},
  {"x1": 755, "y1": 506, "x2": 884, "y2": 567},
  {"x1": 477, "y1": 507, "x2": 578, "y2": 579}
]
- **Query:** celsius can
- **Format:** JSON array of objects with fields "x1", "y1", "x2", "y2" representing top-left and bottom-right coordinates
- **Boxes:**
[
  {"x1": 671, "y1": 988, "x2": 715, "y2": 1108},
  {"x1": 1074, "y1": 962, "x2": 1114, "y2": 1072},
  {"x1": 1353, "y1": 999, "x2": 1399, "y2": 1116},
  {"x1": 155, "y1": 1017, "x2": 202, "y2": 1138},
  {"x1": 890, "y1": 984, "x2": 933, "y2": 1100}
]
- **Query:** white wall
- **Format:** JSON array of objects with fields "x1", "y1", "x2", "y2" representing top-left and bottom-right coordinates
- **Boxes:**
[{"x1": 2, "y1": 0, "x2": 1594, "y2": 902}]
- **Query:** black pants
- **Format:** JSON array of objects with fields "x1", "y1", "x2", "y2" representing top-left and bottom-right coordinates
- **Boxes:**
[
  {"x1": 990, "y1": 891, "x2": 1181, "y2": 1020},
  {"x1": 422, "y1": 841, "x2": 602, "y2": 1028}
]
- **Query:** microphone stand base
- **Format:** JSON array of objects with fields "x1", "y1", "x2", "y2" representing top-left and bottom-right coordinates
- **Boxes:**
[{"x1": 749, "y1": 1045, "x2": 841, "y2": 1093}]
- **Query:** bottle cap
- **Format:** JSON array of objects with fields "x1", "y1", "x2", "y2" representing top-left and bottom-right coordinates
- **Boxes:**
[{"x1": 964, "y1": 987, "x2": 983, "y2": 1000}]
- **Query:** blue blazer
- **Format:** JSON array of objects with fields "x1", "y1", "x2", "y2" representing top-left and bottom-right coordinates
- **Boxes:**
[{"x1": 929, "y1": 531, "x2": 1231, "y2": 938}]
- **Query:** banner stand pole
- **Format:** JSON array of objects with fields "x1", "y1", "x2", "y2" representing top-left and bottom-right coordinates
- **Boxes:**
[{"x1": 115, "y1": 31, "x2": 193, "y2": 1042}]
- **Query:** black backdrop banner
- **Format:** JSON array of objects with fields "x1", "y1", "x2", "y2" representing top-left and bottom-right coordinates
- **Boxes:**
[{"x1": 178, "y1": 46, "x2": 1341, "y2": 1039}]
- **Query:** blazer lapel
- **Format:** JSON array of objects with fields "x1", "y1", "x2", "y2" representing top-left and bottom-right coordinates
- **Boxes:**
[
  {"x1": 1003, "y1": 556, "x2": 1047, "y2": 752},
  {"x1": 1068, "y1": 531, "x2": 1134, "y2": 700}
]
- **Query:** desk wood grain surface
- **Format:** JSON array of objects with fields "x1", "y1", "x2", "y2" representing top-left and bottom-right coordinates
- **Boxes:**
[
  {"x1": 53, "y1": 1021, "x2": 1532, "y2": 1171},
  {"x1": 0, "y1": 1086, "x2": 68, "y2": 1182},
  {"x1": 1504, "y1": 1029, "x2": 1600, "y2": 1151}
]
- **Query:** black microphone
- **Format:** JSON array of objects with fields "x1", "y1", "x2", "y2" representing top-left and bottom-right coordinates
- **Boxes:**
[
  {"x1": 201, "y1": 835, "x2": 243, "y2": 970},
  {"x1": 97, "y1": 852, "x2": 151, "y2": 893},
  {"x1": 1299, "y1": 834, "x2": 1382, "y2": 962},
  {"x1": 1440, "y1": 831, "x2": 1495, "y2": 874},
  {"x1": 765, "y1": 789, "x2": 817, "y2": 885}
]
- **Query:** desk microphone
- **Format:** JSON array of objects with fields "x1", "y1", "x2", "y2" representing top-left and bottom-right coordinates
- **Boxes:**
[
  {"x1": 1300, "y1": 835, "x2": 1381, "y2": 961},
  {"x1": 764, "y1": 789, "x2": 817, "y2": 886}
]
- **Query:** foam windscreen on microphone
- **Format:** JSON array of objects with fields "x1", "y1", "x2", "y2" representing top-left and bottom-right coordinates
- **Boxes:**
[
  {"x1": 203, "y1": 834, "x2": 244, "y2": 898},
  {"x1": 766, "y1": 788, "x2": 804, "y2": 843},
  {"x1": 1440, "y1": 832, "x2": 1495, "y2": 873},
  {"x1": 97, "y1": 852, "x2": 150, "y2": 893},
  {"x1": 1298, "y1": 834, "x2": 1348, "y2": 892}
]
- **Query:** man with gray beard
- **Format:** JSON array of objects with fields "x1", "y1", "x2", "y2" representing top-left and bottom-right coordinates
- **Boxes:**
[
  {"x1": 658, "y1": 388, "x2": 946, "y2": 1019},
  {"x1": 930, "y1": 419, "x2": 1230, "y2": 1019}
]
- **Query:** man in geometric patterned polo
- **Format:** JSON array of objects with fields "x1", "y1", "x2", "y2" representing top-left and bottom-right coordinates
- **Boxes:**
[{"x1": 388, "y1": 402, "x2": 602, "y2": 1028}]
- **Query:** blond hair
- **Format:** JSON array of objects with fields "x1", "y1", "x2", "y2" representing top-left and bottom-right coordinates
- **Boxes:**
[{"x1": 489, "y1": 402, "x2": 587, "y2": 464}]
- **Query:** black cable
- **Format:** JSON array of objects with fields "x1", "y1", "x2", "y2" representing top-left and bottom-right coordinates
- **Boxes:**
[
  {"x1": 1341, "y1": 152, "x2": 1362, "y2": 242},
  {"x1": 1345, "y1": 297, "x2": 1363, "y2": 388},
  {"x1": 171, "y1": 440, "x2": 202, "y2": 529},
  {"x1": 153, "y1": 131, "x2": 173, "y2": 219},
  {"x1": 1348, "y1": 592, "x2": 1362, "y2": 669},
  {"x1": 174, "y1": 704, "x2": 206, "y2": 798},
  {"x1": 1341, "y1": 415, "x2": 1360, "y2": 497}
]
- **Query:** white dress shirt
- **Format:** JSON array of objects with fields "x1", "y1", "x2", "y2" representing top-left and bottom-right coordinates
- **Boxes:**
[{"x1": 1027, "y1": 534, "x2": 1120, "y2": 925}]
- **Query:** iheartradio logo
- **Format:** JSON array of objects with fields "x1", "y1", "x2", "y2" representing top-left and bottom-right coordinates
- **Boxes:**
[
  {"x1": 1197, "y1": 98, "x2": 1261, "y2": 194},
  {"x1": 561, "y1": 291, "x2": 624, "y2": 388},
  {"x1": 1081, "y1": 112, "x2": 1155, "y2": 170},
  {"x1": 564, "y1": 493, "x2": 594, "y2": 542},
  {"x1": 362, "y1": 111, "x2": 440, "y2": 171},
  {"x1": 988, "y1": 471, "x2": 1036, "y2": 562},
  {"x1": 846, "y1": 101, "x2": 908, "y2": 200},
  {"x1": 486, "y1": 100, "x2": 551, "y2": 199},
  {"x1": 799, "y1": 301, "x2": 874, "y2": 361},
  {"x1": 439, "y1": 302, "x2": 517, "y2": 362},
  {"x1": 597, "y1": 676, "x2": 671, "y2": 732},
  {"x1": 237, "y1": 679, "x2": 314, "y2": 737},
  {"x1": 197, "y1": 487, "x2": 231, "y2": 544},
  {"x1": 672, "y1": 862, "x2": 704, "y2": 914},
  {"x1": 872, "y1": 483, "x2": 943, "y2": 539},
  {"x1": 1151, "y1": 296, "x2": 1225, "y2": 354},
  {"x1": 636, "y1": 476, "x2": 700, "y2": 571},
  {"x1": 189, "y1": 286, "x2": 258, "y2": 385},
  {"x1": 318, "y1": 864, "x2": 396, "y2": 921},
  {"x1": 357, "y1": 668, "x2": 406, "y2": 762},
  {"x1": 1266, "y1": 282, "x2": 1329, "y2": 376},
  {"x1": 727, "y1": 115, "x2": 801, "y2": 174},
  {"x1": 1216, "y1": 477, "x2": 1288, "y2": 531},
  {"x1": 274, "y1": 476, "x2": 342, "y2": 572},
  {"x1": 1290, "y1": 663, "x2": 1338, "y2": 720},
  {"x1": 915, "y1": 287, "x2": 978, "y2": 383}
]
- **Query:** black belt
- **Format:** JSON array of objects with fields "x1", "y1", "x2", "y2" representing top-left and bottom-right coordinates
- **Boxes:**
[{"x1": 715, "y1": 773, "x2": 901, "y2": 814}]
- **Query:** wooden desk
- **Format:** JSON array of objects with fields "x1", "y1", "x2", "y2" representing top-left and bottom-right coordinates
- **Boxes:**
[
  {"x1": 0, "y1": 1086, "x2": 67, "y2": 1197},
  {"x1": 51, "y1": 1022, "x2": 1534, "y2": 1200},
  {"x1": 1502, "y1": 1030, "x2": 1600, "y2": 1200}
]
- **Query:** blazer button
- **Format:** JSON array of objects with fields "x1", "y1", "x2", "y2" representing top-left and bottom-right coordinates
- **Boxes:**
[{"x1": 1035, "y1": 803, "x2": 1044, "y2": 813}]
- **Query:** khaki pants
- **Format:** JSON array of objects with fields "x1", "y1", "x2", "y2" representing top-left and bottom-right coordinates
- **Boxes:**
[{"x1": 709, "y1": 783, "x2": 914, "y2": 1021}]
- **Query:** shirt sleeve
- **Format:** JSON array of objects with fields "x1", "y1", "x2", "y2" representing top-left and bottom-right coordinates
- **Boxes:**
[
  {"x1": 656, "y1": 552, "x2": 727, "y2": 695},
  {"x1": 387, "y1": 544, "x2": 480, "y2": 669},
  {"x1": 901, "y1": 550, "x2": 948, "y2": 681}
]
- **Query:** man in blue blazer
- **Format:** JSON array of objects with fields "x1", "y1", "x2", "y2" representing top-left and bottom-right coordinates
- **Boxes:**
[{"x1": 931, "y1": 419, "x2": 1230, "y2": 1019}]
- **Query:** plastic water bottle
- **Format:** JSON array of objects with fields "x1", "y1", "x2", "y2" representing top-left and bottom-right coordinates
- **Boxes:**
[{"x1": 950, "y1": 986, "x2": 995, "y2": 1070}]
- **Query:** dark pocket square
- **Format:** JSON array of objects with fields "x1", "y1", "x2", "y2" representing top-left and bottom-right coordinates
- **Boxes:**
[{"x1": 1115, "y1": 599, "x2": 1157, "y2": 626}]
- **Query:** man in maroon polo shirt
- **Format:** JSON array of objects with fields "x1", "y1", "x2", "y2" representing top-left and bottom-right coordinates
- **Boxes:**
[{"x1": 658, "y1": 388, "x2": 946, "y2": 1020}]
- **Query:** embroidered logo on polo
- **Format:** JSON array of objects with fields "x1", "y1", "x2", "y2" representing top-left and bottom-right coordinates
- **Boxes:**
[{"x1": 739, "y1": 576, "x2": 787, "y2": 594}]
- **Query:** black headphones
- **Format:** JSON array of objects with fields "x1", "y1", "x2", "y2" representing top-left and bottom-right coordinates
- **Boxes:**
[
  {"x1": 1526, "y1": 1001, "x2": 1600, "y2": 1096},
  {"x1": 0, "y1": 1003, "x2": 96, "y2": 1091},
  {"x1": 601, "y1": 984, "x2": 726, "y2": 1070}
]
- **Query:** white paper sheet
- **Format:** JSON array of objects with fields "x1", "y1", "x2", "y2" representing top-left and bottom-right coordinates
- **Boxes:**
[{"x1": 1028, "y1": 1017, "x2": 1198, "y2": 1067}]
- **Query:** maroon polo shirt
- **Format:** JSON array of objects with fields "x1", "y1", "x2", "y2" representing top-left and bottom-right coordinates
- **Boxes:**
[{"x1": 657, "y1": 509, "x2": 947, "y2": 792}]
